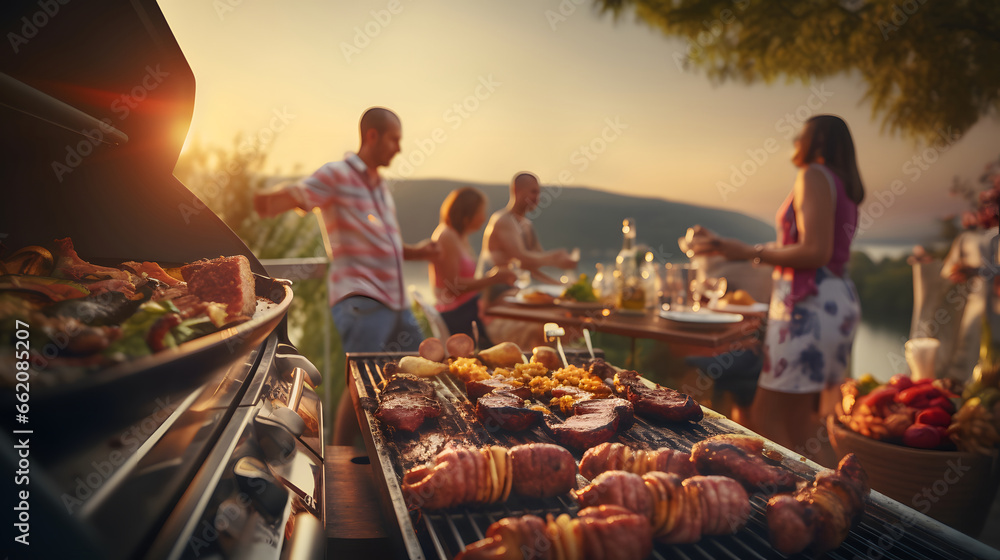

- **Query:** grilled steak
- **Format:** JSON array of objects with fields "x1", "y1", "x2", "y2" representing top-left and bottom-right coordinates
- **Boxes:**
[
  {"x1": 375, "y1": 373, "x2": 441, "y2": 432},
  {"x1": 509, "y1": 443, "x2": 577, "y2": 498},
  {"x1": 380, "y1": 372, "x2": 436, "y2": 398},
  {"x1": 543, "y1": 397, "x2": 634, "y2": 450},
  {"x1": 375, "y1": 394, "x2": 441, "y2": 432},
  {"x1": 475, "y1": 392, "x2": 542, "y2": 432},
  {"x1": 614, "y1": 370, "x2": 703, "y2": 423},
  {"x1": 690, "y1": 434, "x2": 798, "y2": 493},
  {"x1": 466, "y1": 377, "x2": 531, "y2": 402}
]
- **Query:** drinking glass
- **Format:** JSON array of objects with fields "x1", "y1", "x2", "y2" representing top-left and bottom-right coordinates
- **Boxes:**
[
  {"x1": 703, "y1": 277, "x2": 728, "y2": 308},
  {"x1": 664, "y1": 263, "x2": 694, "y2": 309}
]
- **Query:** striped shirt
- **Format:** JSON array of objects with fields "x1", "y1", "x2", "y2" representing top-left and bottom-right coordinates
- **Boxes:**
[{"x1": 288, "y1": 153, "x2": 407, "y2": 310}]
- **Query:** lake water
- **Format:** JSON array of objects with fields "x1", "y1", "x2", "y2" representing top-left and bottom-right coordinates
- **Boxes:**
[{"x1": 404, "y1": 241, "x2": 915, "y2": 383}]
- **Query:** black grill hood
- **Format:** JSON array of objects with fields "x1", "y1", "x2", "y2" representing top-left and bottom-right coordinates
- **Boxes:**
[{"x1": 0, "y1": 0, "x2": 265, "y2": 273}]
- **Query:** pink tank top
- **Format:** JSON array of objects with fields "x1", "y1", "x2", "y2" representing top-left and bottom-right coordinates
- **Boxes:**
[
  {"x1": 435, "y1": 254, "x2": 479, "y2": 312},
  {"x1": 775, "y1": 164, "x2": 858, "y2": 305}
]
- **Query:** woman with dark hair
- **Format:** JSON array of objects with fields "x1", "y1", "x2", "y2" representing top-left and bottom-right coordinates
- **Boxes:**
[
  {"x1": 430, "y1": 187, "x2": 516, "y2": 345},
  {"x1": 690, "y1": 115, "x2": 864, "y2": 460}
]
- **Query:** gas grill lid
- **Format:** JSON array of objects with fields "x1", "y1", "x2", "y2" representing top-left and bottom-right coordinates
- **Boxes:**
[{"x1": 0, "y1": 0, "x2": 264, "y2": 272}]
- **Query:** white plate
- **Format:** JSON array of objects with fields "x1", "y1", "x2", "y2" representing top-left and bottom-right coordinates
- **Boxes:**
[
  {"x1": 708, "y1": 302, "x2": 769, "y2": 314},
  {"x1": 504, "y1": 293, "x2": 555, "y2": 306},
  {"x1": 659, "y1": 309, "x2": 744, "y2": 325}
]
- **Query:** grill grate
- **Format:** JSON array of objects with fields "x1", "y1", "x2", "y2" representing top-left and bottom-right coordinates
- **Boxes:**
[{"x1": 348, "y1": 353, "x2": 999, "y2": 560}]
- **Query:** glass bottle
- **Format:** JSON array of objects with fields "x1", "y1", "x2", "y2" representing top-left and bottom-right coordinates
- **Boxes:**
[{"x1": 615, "y1": 218, "x2": 645, "y2": 311}]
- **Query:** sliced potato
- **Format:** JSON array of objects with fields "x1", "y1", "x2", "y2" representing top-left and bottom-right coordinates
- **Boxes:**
[
  {"x1": 397, "y1": 355, "x2": 448, "y2": 377},
  {"x1": 478, "y1": 341, "x2": 524, "y2": 368}
]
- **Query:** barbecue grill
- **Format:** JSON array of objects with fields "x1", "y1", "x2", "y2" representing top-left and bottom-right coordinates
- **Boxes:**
[
  {"x1": 348, "y1": 352, "x2": 1000, "y2": 560},
  {"x1": 0, "y1": 1, "x2": 325, "y2": 558}
]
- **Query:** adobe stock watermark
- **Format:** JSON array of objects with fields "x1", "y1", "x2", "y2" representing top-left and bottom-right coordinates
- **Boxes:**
[
  {"x1": 387, "y1": 75, "x2": 501, "y2": 181},
  {"x1": 213, "y1": 0, "x2": 246, "y2": 21},
  {"x1": 340, "y1": 0, "x2": 404, "y2": 64},
  {"x1": 51, "y1": 64, "x2": 171, "y2": 183},
  {"x1": 856, "y1": 458, "x2": 972, "y2": 560},
  {"x1": 61, "y1": 397, "x2": 175, "y2": 513},
  {"x1": 7, "y1": 0, "x2": 70, "y2": 54},
  {"x1": 178, "y1": 106, "x2": 296, "y2": 224},
  {"x1": 877, "y1": 0, "x2": 927, "y2": 40},
  {"x1": 527, "y1": 116, "x2": 628, "y2": 220},
  {"x1": 847, "y1": 126, "x2": 961, "y2": 240},
  {"x1": 672, "y1": 0, "x2": 751, "y2": 73},
  {"x1": 716, "y1": 83, "x2": 834, "y2": 202},
  {"x1": 544, "y1": 0, "x2": 588, "y2": 31}
]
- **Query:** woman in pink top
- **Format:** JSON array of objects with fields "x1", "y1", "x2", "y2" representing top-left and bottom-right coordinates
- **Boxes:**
[
  {"x1": 430, "y1": 187, "x2": 516, "y2": 346},
  {"x1": 690, "y1": 115, "x2": 864, "y2": 460}
]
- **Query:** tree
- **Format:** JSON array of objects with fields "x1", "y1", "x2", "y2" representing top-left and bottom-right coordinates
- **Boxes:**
[{"x1": 593, "y1": 0, "x2": 1000, "y2": 143}]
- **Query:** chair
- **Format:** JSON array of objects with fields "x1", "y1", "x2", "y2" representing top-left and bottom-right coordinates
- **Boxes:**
[{"x1": 409, "y1": 285, "x2": 450, "y2": 340}]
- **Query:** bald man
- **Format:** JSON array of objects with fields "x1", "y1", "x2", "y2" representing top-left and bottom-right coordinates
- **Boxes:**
[
  {"x1": 478, "y1": 172, "x2": 578, "y2": 304},
  {"x1": 255, "y1": 107, "x2": 439, "y2": 445}
]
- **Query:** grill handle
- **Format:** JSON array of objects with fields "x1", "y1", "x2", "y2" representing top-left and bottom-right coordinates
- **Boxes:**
[{"x1": 287, "y1": 366, "x2": 306, "y2": 413}]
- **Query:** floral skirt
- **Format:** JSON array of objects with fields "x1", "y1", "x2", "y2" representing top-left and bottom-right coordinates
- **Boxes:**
[{"x1": 758, "y1": 268, "x2": 860, "y2": 394}]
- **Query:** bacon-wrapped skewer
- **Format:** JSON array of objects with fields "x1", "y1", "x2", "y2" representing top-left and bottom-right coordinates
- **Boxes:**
[
  {"x1": 690, "y1": 434, "x2": 798, "y2": 493},
  {"x1": 455, "y1": 505, "x2": 653, "y2": 560},
  {"x1": 766, "y1": 453, "x2": 870, "y2": 555},
  {"x1": 401, "y1": 443, "x2": 576, "y2": 510},
  {"x1": 580, "y1": 442, "x2": 697, "y2": 480},
  {"x1": 575, "y1": 470, "x2": 752, "y2": 544}
]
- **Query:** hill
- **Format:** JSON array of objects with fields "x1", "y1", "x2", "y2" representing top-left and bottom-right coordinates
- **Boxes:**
[{"x1": 389, "y1": 179, "x2": 775, "y2": 263}]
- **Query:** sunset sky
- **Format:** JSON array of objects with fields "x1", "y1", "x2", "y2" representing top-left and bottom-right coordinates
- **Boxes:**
[{"x1": 158, "y1": 0, "x2": 1000, "y2": 245}]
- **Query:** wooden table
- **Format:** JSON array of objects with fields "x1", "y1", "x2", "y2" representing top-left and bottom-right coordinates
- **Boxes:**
[{"x1": 485, "y1": 301, "x2": 763, "y2": 358}]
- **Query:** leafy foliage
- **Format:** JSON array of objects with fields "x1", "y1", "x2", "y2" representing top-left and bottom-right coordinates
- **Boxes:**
[
  {"x1": 593, "y1": 0, "x2": 1000, "y2": 143},
  {"x1": 174, "y1": 138, "x2": 343, "y2": 436}
]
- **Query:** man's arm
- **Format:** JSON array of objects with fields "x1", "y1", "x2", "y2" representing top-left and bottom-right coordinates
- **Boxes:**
[
  {"x1": 491, "y1": 214, "x2": 574, "y2": 270},
  {"x1": 403, "y1": 238, "x2": 441, "y2": 261},
  {"x1": 254, "y1": 183, "x2": 306, "y2": 218}
]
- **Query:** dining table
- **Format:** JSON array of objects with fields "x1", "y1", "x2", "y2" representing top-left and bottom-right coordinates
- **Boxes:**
[{"x1": 483, "y1": 294, "x2": 766, "y2": 359}]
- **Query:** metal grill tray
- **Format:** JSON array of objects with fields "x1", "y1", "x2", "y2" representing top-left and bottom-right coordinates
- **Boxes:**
[{"x1": 348, "y1": 352, "x2": 1000, "y2": 560}]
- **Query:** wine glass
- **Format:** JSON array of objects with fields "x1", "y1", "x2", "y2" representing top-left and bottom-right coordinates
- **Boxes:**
[
  {"x1": 509, "y1": 259, "x2": 531, "y2": 290},
  {"x1": 703, "y1": 277, "x2": 728, "y2": 308}
]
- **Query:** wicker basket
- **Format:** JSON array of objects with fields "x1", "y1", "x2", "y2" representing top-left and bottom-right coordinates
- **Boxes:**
[{"x1": 826, "y1": 416, "x2": 1000, "y2": 536}]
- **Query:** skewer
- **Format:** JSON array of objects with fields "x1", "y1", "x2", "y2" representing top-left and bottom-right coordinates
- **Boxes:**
[
  {"x1": 583, "y1": 328, "x2": 595, "y2": 359},
  {"x1": 544, "y1": 322, "x2": 569, "y2": 368}
]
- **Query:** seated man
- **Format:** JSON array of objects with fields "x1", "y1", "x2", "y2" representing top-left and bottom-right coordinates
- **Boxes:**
[{"x1": 478, "y1": 171, "x2": 578, "y2": 304}]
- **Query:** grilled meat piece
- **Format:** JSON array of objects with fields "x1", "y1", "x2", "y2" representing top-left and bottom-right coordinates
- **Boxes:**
[
  {"x1": 380, "y1": 372, "x2": 436, "y2": 398},
  {"x1": 510, "y1": 443, "x2": 577, "y2": 499},
  {"x1": 690, "y1": 434, "x2": 798, "y2": 493},
  {"x1": 575, "y1": 470, "x2": 751, "y2": 545},
  {"x1": 456, "y1": 506, "x2": 652, "y2": 560},
  {"x1": 543, "y1": 398, "x2": 633, "y2": 450},
  {"x1": 375, "y1": 394, "x2": 441, "y2": 433},
  {"x1": 614, "y1": 370, "x2": 703, "y2": 423},
  {"x1": 580, "y1": 442, "x2": 697, "y2": 480},
  {"x1": 476, "y1": 392, "x2": 543, "y2": 431},
  {"x1": 181, "y1": 255, "x2": 256, "y2": 318},
  {"x1": 585, "y1": 357, "x2": 620, "y2": 379},
  {"x1": 575, "y1": 471, "x2": 654, "y2": 519},
  {"x1": 375, "y1": 374, "x2": 441, "y2": 432},
  {"x1": 766, "y1": 453, "x2": 870, "y2": 555},
  {"x1": 466, "y1": 376, "x2": 531, "y2": 402},
  {"x1": 52, "y1": 237, "x2": 132, "y2": 283},
  {"x1": 577, "y1": 506, "x2": 654, "y2": 560},
  {"x1": 401, "y1": 443, "x2": 573, "y2": 510}
]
